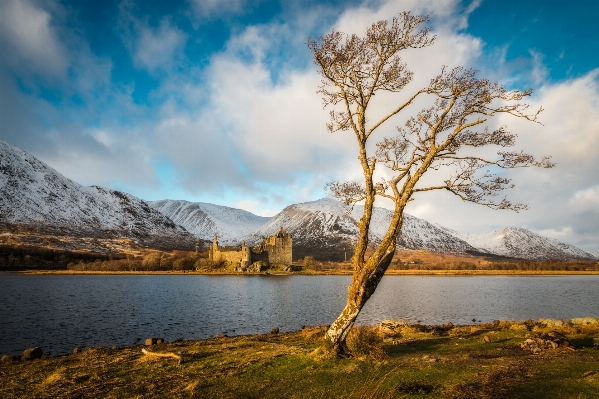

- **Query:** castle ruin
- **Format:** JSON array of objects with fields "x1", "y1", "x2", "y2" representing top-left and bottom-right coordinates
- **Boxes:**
[{"x1": 208, "y1": 227, "x2": 292, "y2": 269}]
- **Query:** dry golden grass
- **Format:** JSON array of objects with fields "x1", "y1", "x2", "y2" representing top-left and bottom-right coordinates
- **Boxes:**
[
  {"x1": 1, "y1": 322, "x2": 598, "y2": 399},
  {"x1": 345, "y1": 327, "x2": 386, "y2": 360}
]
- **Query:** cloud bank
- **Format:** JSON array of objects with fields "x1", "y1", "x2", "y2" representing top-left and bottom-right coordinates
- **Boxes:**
[{"x1": 0, "y1": 0, "x2": 597, "y2": 251}]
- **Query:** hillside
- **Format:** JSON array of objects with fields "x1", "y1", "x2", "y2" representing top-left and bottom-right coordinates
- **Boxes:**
[
  {"x1": 0, "y1": 140, "x2": 194, "y2": 250},
  {"x1": 2, "y1": 139, "x2": 594, "y2": 260},
  {"x1": 440, "y1": 225, "x2": 596, "y2": 261},
  {"x1": 241, "y1": 198, "x2": 476, "y2": 261},
  {"x1": 149, "y1": 199, "x2": 270, "y2": 244}
]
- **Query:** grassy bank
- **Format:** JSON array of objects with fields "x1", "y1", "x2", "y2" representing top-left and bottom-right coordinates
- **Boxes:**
[{"x1": 1, "y1": 322, "x2": 598, "y2": 398}]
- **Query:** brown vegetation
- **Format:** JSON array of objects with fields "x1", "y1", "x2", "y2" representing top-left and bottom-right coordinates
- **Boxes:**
[
  {"x1": 1, "y1": 321, "x2": 598, "y2": 398},
  {"x1": 64, "y1": 251, "x2": 228, "y2": 272}
]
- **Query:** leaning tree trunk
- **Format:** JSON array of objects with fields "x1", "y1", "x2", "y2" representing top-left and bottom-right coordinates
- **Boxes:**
[{"x1": 323, "y1": 246, "x2": 396, "y2": 354}]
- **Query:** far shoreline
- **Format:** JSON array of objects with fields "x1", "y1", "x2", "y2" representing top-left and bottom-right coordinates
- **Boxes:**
[{"x1": 5, "y1": 269, "x2": 599, "y2": 276}]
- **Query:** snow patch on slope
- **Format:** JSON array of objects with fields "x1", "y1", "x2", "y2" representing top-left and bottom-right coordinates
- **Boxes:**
[
  {"x1": 0, "y1": 140, "x2": 192, "y2": 248},
  {"x1": 442, "y1": 226, "x2": 595, "y2": 260},
  {"x1": 242, "y1": 197, "x2": 475, "y2": 255},
  {"x1": 351, "y1": 205, "x2": 477, "y2": 253},
  {"x1": 149, "y1": 199, "x2": 270, "y2": 243}
]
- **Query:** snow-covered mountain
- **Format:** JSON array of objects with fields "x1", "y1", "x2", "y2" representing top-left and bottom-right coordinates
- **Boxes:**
[
  {"x1": 242, "y1": 197, "x2": 358, "y2": 260},
  {"x1": 149, "y1": 199, "x2": 270, "y2": 244},
  {"x1": 439, "y1": 226, "x2": 596, "y2": 261},
  {"x1": 241, "y1": 197, "x2": 477, "y2": 260},
  {"x1": 3, "y1": 139, "x2": 594, "y2": 260},
  {"x1": 351, "y1": 205, "x2": 478, "y2": 254},
  {"x1": 0, "y1": 140, "x2": 195, "y2": 249}
]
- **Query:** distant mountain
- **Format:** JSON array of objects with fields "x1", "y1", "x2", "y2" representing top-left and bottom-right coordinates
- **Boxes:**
[
  {"x1": 3, "y1": 139, "x2": 594, "y2": 260},
  {"x1": 242, "y1": 197, "x2": 358, "y2": 260},
  {"x1": 149, "y1": 199, "x2": 271, "y2": 244},
  {"x1": 0, "y1": 140, "x2": 195, "y2": 250},
  {"x1": 439, "y1": 225, "x2": 596, "y2": 261},
  {"x1": 351, "y1": 205, "x2": 479, "y2": 254},
  {"x1": 241, "y1": 197, "x2": 476, "y2": 261},
  {"x1": 589, "y1": 250, "x2": 599, "y2": 259}
]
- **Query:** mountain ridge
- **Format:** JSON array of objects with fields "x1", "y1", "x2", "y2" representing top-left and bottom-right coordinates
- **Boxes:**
[
  {"x1": 1, "y1": 139, "x2": 595, "y2": 260},
  {"x1": 149, "y1": 199, "x2": 270, "y2": 244},
  {"x1": 0, "y1": 140, "x2": 195, "y2": 250},
  {"x1": 437, "y1": 225, "x2": 596, "y2": 261}
]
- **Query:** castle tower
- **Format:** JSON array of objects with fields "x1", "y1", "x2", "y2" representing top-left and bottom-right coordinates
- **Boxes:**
[
  {"x1": 209, "y1": 235, "x2": 219, "y2": 261},
  {"x1": 240, "y1": 241, "x2": 251, "y2": 268}
]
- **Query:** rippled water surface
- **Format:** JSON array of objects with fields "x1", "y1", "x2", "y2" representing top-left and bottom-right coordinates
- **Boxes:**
[{"x1": 1, "y1": 274, "x2": 597, "y2": 355}]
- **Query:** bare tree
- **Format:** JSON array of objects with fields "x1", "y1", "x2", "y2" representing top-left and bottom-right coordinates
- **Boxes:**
[{"x1": 307, "y1": 12, "x2": 554, "y2": 355}]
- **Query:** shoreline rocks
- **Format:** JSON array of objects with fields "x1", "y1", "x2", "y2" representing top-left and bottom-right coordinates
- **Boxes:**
[
  {"x1": 519, "y1": 331, "x2": 573, "y2": 354},
  {"x1": 145, "y1": 338, "x2": 165, "y2": 346},
  {"x1": 571, "y1": 317, "x2": 599, "y2": 326},
  {"x1": 21, "y1": 347, "x2": 43, "y2": 360}
]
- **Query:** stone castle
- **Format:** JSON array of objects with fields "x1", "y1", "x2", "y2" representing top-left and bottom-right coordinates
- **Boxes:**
[{"x1": 208, "y1": 227, "x2": 292, "y2": 269}]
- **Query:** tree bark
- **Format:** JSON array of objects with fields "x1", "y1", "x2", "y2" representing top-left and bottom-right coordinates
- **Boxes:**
[{"x1": 323, "y1": 244, "x2": 396, "y2": 354}]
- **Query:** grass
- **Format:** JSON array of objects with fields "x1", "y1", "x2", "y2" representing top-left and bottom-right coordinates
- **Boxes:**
[{"x1": 1, "y1": 322, "x2": 598, "y2": 398}]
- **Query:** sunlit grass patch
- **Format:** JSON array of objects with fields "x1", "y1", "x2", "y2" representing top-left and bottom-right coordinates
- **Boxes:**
[{"x1": 1, "y1": 326, "x2": 598, "y2": 398}]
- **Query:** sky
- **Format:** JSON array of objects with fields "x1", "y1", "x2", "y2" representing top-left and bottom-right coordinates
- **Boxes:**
[{"x1": 0, "y1": 0, "x2": 598, "y2": 252}]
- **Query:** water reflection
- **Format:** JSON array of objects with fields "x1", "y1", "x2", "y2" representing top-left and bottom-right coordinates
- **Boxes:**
[{"x1": 0, "y1": 274, "x2": 597, "y2": 355}]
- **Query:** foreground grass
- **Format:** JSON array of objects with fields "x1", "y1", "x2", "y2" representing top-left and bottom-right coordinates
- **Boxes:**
[{"x1": 1, "y1": 323, "x2": 598, "y2": 398}]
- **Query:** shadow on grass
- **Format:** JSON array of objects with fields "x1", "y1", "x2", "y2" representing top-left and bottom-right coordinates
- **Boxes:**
[
  {"x1": 570, "y1": 337, "x2": 595, "y2": 347},
  {"x1": 385, "y1": 337, "x2": 452, "y2": 356}
]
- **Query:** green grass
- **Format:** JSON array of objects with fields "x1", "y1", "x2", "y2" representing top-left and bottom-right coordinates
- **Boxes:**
[{"x1": 1, "y1": 323, "x2": 598, "y2": 398}]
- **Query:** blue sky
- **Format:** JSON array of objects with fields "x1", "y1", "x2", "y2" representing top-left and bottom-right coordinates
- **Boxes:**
[{"x1": 1, "y1": 0, "x2": 598, "y2": 251}]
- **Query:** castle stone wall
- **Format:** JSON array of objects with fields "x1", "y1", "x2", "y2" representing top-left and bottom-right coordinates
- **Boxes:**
[{"x1": 209, "y1": 227, "x2": 292, "y2": 268}]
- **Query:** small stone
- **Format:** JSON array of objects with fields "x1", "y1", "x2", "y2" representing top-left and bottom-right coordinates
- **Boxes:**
[
  {"x1": 270, "y1": 327, "x2": 280, "y2": 335},
  {"x1": 444, "y1": 322, "x2": 454, "y2": 328},
  {"x1": 145, "y1": 338, "x2": 158, "y2": 346},
  {"x1": 215, "y1": 333, "x2": 227, "y2": 338},
  {"x1": 538, "y1": 318, "x2": 564, "y2": 328},
  {"x1": 428, "y1": 357, "x2": 438, "y2": 363},
  {"x1": 21, "y1": 347, "x2": 43, "y2": 360},
  {"x1": 483, "y1": 335, "x2": 491, "y2": 343},
  {"x1": 582, "y1": 371, "x2": 599, "y2": 378}
]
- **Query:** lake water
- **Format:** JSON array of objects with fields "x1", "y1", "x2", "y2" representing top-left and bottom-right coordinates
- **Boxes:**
[{"x1": 1, "y1": 274, "x2": 598, "y2": 355}]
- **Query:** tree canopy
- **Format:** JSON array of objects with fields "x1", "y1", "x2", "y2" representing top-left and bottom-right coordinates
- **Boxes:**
[{"x1": 308, "y1": 12, "x2": 554, "y2": 355}]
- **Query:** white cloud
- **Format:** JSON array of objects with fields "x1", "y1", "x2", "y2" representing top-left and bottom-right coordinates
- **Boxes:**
[
  {"x1": 529, "y1": 49, "x2": 549, "y2": 84},
  {"x1": 118, "y1": 3, "x2": 187, "y2": 74},
  {"x1": 189, "y1": 0, "x2": 248, "y2": 18},
  {"x1": 234, "y1": 199, "x2": 278, "y2": 216},
  {"x1": 135, "y1": 20, "x2": 187, "y2": 73},
  {"x1": 536, "y1": 226, "x2": 575, "y2": 243},
  {"x1": 2, "y1": 0, "x2": 596, "y2": 252},
  {"x1": 0, "y1": 0, "x2": 68, "y2": 80},
  {"x1": 571, "y1": 186, "x2": 599, "y2": 212},
  {"x1": 405, "y1": 69, "x2": 599, "y2": 251}
]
